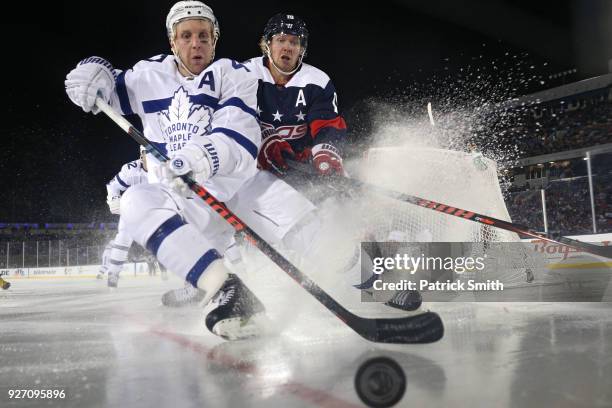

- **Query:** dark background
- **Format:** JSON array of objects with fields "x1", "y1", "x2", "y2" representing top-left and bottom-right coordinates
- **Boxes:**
[{"x1": 2, "y1": 0, "x2": 611, "y2": 223}]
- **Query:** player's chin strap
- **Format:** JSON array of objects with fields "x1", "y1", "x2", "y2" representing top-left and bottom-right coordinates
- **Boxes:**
[{"x1": 265, "y1": 43, "x2": 304, "y2": 76}]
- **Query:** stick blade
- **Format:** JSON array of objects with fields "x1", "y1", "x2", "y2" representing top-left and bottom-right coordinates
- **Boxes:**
[
  {"x1": 557, "y1": 236, "x2": 612, "y2": 259},
  {"x1": 352, "y1": 311, "x2": 444, "y2": 344}
]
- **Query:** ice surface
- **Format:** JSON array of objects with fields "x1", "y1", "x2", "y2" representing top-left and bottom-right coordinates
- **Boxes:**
[{"x1": 1, "y1": 271, "x2": 611, "y2": 408}]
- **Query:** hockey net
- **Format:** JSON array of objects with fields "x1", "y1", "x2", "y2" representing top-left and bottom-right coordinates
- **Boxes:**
[
  {"x1": 361, "y1": 147, "x2": 515, "y2": 242},
  {"x1": 356, "y1": 147, "x2": 537, "y2": 287}
]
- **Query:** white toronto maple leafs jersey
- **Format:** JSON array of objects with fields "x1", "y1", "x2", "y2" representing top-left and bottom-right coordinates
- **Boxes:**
[
  {"x1": 109, "y1": 55, "x2": 260, "y2": 201},
  {"x1": 106, "y1": 159, "x2": 148, "y2": 198}
]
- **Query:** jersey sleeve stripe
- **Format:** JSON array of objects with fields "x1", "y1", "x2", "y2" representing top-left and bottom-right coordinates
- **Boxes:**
[
  {"x1": 190, "y1": 93, "x2": 220, "y2": 109},
  {"x1": 210, "y1": 127, "x2": 258, "y2": 159},
  {"x1": 217, "y1": 97, "x2": 258, "y2": 119},
  {"x1": 115, "y1": 72, "x2": 134, "y2": 115},
  {"x1": 115, "y1": 175, "x2": 130, "y2": 189},
  {"x1": 310, "y1": 116, "x2": 347, "y2": 138},
  {"x1": 142, "y1": 97, "x2": 173, "y2": 113}
]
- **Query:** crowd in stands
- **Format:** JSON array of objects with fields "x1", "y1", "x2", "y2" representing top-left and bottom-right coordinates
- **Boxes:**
[
  {"x1": 506, "y1": 172, "x2": 612, "y2": 236},
  {"x1": 501, "y1": 87, "x2": 612, "y2": 157},
  {"x1": 500, "y1": 84, "x2": 612, "y2": 236}
]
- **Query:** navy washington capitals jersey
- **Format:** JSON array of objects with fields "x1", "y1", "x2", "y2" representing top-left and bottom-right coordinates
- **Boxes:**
[{"x1": 244, "y1": 56, "x2": 347, "y2": 154}]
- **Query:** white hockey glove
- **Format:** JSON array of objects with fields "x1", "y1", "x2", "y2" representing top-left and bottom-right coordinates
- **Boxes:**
[
  {"x1": 159, "y1": 143, "x2": 213, "y2": 196},
  {"x1": 65, "y1": 56, "x2": 116, "y2": 114},
  {"x1": 107, "y1": 196, "x2": 121, "y2": 215}
]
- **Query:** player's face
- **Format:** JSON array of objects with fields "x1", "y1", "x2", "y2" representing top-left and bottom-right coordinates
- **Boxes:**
[
  {"x1": 269, "y1": 33, "x2": 302, "y2": 72},
  {"x1": 172, "y1": 19, "x2": 215, "y2": 76}
]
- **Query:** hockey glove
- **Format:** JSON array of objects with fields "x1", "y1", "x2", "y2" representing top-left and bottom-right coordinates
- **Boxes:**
[
  {"x1": 159, "y1": 143, "x2": 213, "y2": 196},
  {"x1": 107, "y1": 196, "x2": 121, "y2": 215},
  {"x1": 65, "y1": 56, "x2": 116, "y2": 114},
  {"x1": 257, "y1": 132, "x2": 296, "y2": 174},
  {"x1": 312, "y1": 143, "x2": 346, "y2": 176}
]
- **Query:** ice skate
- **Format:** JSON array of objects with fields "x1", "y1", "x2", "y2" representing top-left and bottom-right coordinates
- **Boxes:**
[
  {"x1": 161, "y1": 282, "x2": 207, "y2": 307},
  {"x1": 385, "y1": 290, "x2": 422, "y2": 311},
  {"x1": 205, "y1": 274, "x2": 267, "y2": 341},
  {"x1": 107, "y1": 271, "x2": 119, "y2": 288}
]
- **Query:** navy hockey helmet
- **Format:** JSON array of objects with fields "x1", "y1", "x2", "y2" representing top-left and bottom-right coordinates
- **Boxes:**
[{"x1": 263, "y1": 13, "x2": 309, "y2": 50}]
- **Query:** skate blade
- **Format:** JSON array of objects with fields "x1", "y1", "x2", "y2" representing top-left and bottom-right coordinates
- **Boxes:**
[
  {"x1": 162, "y1": 295, "x2": 207, "y2": 308},
  {"x1": 211, "y1": 313, "x2": 272, "y2": 341}
]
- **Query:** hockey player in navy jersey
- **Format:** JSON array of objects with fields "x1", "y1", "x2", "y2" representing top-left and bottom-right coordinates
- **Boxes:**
[
  {"x1": 65, "y1": 1, "x2": 326, "y2": 340},
  {"x1": 245, "y1": 14, "x2": 421, "y2": 312},
  {"x1": 245, "y1": 13, "x2": 347, "y2": 177}
]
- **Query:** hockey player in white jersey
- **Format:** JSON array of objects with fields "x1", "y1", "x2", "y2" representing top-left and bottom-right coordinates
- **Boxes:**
[
  {"x1": 65, "y1": 1, "x2": 326, "y2": 340},
  {"x1": 101, "y1": 148, "x2": 149, "y2": 287}
]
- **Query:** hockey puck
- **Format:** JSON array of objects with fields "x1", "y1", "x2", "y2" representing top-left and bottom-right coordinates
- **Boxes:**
[{"x1": 354, "y1": 357, "x2": 406, "y2": 407}]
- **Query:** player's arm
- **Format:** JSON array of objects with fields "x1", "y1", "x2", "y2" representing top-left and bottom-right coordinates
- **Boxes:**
[
  {"x1": 105, "y1": 163, "x2": 132, "y2": 215},
  {"x1": 65, "y1": 55, "x2": 164, "y2": 116},
  {"x1": 110, "y1": 57, "x2": 169, "y2": 117},
  {"x1": 307, "y1": 80, "x2": 348, "y2": 176}
]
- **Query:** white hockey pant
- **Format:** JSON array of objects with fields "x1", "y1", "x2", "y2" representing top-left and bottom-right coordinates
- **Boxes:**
[
  {"x1": 121, "y1": 183, "x2": 233, "y2": 288},
  {"x1": 107, "y1": 218, "x2": 132, "y2": 275}
]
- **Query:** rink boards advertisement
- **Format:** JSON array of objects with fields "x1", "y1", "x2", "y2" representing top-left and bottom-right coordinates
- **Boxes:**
[
  {"x1": 527, "y1": 232, "x2": 612, "y2": 268},
  {"x1": 0, "y1": 262, "x2": 154, "y2": 279},
  {"x1": 360, "y1": 233, "x2": 612, "y2": 302},
  {"x1": 1, "y1": 234, "x2": 610, "y2": 281}
]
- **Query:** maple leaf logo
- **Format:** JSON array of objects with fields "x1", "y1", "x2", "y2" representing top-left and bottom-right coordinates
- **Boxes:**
[
  {"x1": 189, "y1": 104, "x2": 212, "y2": 134},
  {"x1": 166, "y1": 87, "x2": 191, "y2": 122},
  {"x1": 157, "y1": 87, "x2": 214, "y2": 144}
]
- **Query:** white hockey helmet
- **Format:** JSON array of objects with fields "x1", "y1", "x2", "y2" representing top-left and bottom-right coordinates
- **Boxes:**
[{"x1": 166, "y1": 1, "x2": 220, "y2": 41}]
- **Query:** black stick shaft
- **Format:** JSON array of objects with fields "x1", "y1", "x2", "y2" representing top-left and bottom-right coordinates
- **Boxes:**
[{"x1": 286, "y1": 160, "x2": 612, "y2": 259}]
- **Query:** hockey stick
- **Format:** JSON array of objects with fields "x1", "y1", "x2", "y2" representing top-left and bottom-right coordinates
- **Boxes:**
[
  {"x1": 286, "y1": 160, "x2": 612, "y2": 259},
  {"x1": 427, "y1": 102, "x2": 435, "y2": 126},
  {"x1": 94, "y1": 97, "x2": 443, "y2": 344}
]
